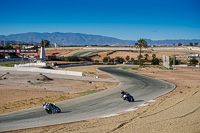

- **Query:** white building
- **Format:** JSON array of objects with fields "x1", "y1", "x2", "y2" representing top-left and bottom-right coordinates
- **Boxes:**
[
  {"x1": 54, "y1": 43, "x2": 59, "y2": 48},
  {"x1": 40, "y1": 47, "x2": 46, "y2": 60}
]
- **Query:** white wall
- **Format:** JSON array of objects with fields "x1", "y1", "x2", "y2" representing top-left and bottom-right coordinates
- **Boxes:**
[{"x1": 0, "y1": 66, "x2": 83, "y2": 76}]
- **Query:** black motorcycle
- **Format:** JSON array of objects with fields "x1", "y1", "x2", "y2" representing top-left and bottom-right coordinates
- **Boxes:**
[
  {"x1": 44, "y1": 103, "x2": 61, "y2": 114},
  {"x1": 122, "y1": 94, "x2": 135, "y2": 102}
]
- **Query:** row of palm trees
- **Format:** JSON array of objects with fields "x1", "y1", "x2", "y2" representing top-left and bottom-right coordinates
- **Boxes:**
[
  {"x1": 125, "y1": 54, "x2": 150, "y2": 62},
  {"x1": 101, "y1": 39, "x2": 155, "y2": 66}
]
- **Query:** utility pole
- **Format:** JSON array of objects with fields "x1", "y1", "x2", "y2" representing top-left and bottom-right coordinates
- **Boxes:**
[
  {"x1": 173, "y1": 43, "x2": 175, "y2": 71},
  {"x1": 4, "y1": 37, "x2": 6, "y2": 46}
]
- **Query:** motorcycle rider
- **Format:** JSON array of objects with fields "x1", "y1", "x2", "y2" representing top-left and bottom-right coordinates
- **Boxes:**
[
  {"x1": 43, "y1": 102, "x2": 56, "y2": 113},
  {"x1": 121, "y1": 90, "x2": 129, "y2": 100}
]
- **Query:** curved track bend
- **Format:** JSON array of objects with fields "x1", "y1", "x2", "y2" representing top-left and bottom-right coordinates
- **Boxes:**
[{"x1": 0, "y1": 67, "x2": 175, "y2": 132}]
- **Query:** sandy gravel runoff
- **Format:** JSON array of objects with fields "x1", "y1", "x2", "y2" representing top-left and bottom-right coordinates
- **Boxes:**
[{"x1": 3, "y1": 66, "x2": 200, "y2": 133}]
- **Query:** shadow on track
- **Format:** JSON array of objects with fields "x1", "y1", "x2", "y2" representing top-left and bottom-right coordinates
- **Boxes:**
[
  {"x1": 134, "y1": 100, "x2": 144, "y2": 102},
  {"x1": 60, "y1": 111, "x2": 72, "y2": 114}
]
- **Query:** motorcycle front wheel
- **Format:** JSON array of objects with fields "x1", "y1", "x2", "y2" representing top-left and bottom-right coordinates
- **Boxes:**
[{"x1": 45, "y1": 109, "x2": 52, "y2": 114}]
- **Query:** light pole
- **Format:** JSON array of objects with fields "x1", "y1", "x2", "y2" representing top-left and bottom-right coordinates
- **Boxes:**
[
  {"x1": 173, "y1": 43, "x2": 175, "y2": 71},
  {"x1": 62, "y1": 39, "x2": 64, "y2": 47},
  {"x1": 4, "y1": 37, "x2": 6, "y2": 46}
]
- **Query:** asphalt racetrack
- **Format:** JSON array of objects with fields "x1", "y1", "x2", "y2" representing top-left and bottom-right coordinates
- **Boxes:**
[{"x1": 0, "y1": 67, "x2": 175, "y2": 132}]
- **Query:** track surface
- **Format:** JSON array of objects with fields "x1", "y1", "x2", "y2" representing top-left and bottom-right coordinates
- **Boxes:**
[{"x1": 0, "y1": 67, "x2": 175, "y2": 132}]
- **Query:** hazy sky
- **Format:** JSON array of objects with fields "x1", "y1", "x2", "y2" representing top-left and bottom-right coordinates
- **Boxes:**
[{"x1": 0, "y1": 0, "x2": 200, "y2": 40}]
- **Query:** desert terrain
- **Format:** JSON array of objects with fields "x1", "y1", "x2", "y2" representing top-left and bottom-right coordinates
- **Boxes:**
[{"x1": 1, "y1": 48, "x2": 200, "y2": 133}]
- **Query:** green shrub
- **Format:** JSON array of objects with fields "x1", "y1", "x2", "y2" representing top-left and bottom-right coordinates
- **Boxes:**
[
  {"x1": 151, "y1": 58, "x2": 160, "y2": 65},
  {"x1": 66, "y1": 56, "x2": 80, "y2": 61},
  {"x1": 122, "y1": 67, "x2": 133, "y2": 71},
  {"x1": 157, "y1": 66, "x2": 173, "y2": 70},
  {"x1": 132, "y1": 67, "x2": 139, "y2": 70},
  {"x1": 0, "y1": 62, "x2": 20, "y2": 67}
]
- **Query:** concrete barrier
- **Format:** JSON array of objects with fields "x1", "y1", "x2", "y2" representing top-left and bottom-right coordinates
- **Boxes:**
[
  {"x1": 57, "y1": 63, "x2": 93, "y2": 68},
  {"x1": 66, "y1": 70, "x2": 83, "y2": 76},
  {"x1": 17, "y1": 67, "x2": 33, "y2": 72},
  {"x1": 14, "y1": 62, "x2": 47, "y2": 67},
  {"x1": 0, "y1": 67, "x2": 16, "y2": 71},
  {"x1": 172, "y1": 65, "x2": 188, "y2": 67},
  {"x1": 188, "y1": 47, "x2": 200, "y2": 51},
  {"x1": 0, "y1": 66, "x2": 83, "y2": 76}
]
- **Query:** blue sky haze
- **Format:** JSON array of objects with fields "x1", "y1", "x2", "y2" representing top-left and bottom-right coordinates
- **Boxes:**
[{"x1": 0, "y1": 0, "x2": 200, "y2": 40}]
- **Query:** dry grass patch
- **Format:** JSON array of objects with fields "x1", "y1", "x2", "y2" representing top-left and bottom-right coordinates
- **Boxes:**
[{"x1": 0, "y1": 93, "x2": 86, "y2": 114}]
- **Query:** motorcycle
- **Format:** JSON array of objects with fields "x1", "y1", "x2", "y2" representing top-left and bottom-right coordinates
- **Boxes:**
[
  {"x1": 122, "y1": 94, "x2": 135, "y2": 102},
  {"x1": 44, "y1": 103, "x2": 61, "y2": 114}
]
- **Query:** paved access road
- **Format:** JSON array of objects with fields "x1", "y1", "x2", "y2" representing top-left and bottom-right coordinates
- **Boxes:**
[{"x1": 0, "y1": 67, "x2": 175, "y2": 132}]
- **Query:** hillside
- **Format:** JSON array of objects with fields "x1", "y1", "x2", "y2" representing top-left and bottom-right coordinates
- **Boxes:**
[
  {"x1": 0, "y1": 32, "x2": 134, "y2": 46},
  {"x1": 0, "y1": 32, "x2": 200, "y2": 46}
]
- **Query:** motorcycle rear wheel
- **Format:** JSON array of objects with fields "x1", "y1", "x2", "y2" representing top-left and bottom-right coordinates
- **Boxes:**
[{"x1": 57, "y1": 108, "x2": 61, "y2": 113}]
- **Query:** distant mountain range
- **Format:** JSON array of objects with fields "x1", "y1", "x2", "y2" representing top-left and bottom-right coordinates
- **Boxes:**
[{"x1": 0, "y1": 32, "x2": 200, "y2": 46}]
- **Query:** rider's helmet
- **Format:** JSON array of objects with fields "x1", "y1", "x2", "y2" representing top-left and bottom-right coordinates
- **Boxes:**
[
  {"x1": 43, "y1": 102, "x2": 46, "y2": 106},
  {"x1": 121, "y1": 90, "x2": 124, "y2": 94}
]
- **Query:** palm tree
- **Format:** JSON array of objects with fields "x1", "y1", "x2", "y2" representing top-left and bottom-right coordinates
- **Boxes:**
[
  {"x1": 126, "y1": 55, "x2": 130, "y2": 62},
  {"x1": 135, "y1": 39, "x2": 147, "y2": 67},
  {"x1": 144, "y1": 53, "x2": 149, "y2": 60},
  {"x1": 131, "y1": 57, "x2": 134, "y2": 62},
  {"x1": 152, "y1": 53, "x2": 156, "y2": 59}
]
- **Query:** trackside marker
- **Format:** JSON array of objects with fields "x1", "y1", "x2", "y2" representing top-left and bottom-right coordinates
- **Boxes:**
[
  {"x1": 138, "y1": 103, "x2": 148, "y2": 107},
  {"x1": 101, "y1": 114, "x2": 119, "y2": 118},
  {"x1": 95, "y1": 100, "x2": 156, "y2": 119},
  {"x1": 125, "y1": 108, "x2": 138, "y2": 111},
  {"x1": 117, "y1": 111, "x2": 129, "y2": 115},
  {"x1": 148, "y1": 100, "x2": 155, "y2": 102},
  {"x1": 145, "y1": 100, "x2": 156, "y2": 104}
]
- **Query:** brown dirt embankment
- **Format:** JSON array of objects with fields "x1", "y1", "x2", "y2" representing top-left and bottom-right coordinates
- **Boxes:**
[{"x1": 0, "y1": 73, "x2": 118, "y2": 114}]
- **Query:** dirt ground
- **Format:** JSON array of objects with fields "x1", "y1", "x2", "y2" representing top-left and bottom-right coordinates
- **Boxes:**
[
  {"x1": 91, "y1": 50, "x2": 187, "y2": 61},
  {"x1": 0, "y1": 73, "x2": 118, "y2": 114},
  {"x1": 5, "y1": 65, "x2": 200, "y2": 133}
]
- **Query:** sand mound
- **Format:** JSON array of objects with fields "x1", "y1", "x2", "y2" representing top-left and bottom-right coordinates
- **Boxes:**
[
  {"x1": 0, "y1": 74, "x2": 7, "y2": 80},
  {"x1": 37, "y1": 75, "x2": 53, "y2": 81}
]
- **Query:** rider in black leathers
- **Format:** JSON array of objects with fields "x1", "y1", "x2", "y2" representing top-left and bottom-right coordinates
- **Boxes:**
[
  {"x1": 121, "y1": 90, "x2": 130, "y2": 100},
  {"x1": 43, "y1": 102, "x2": 56, "y2": 113}
]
